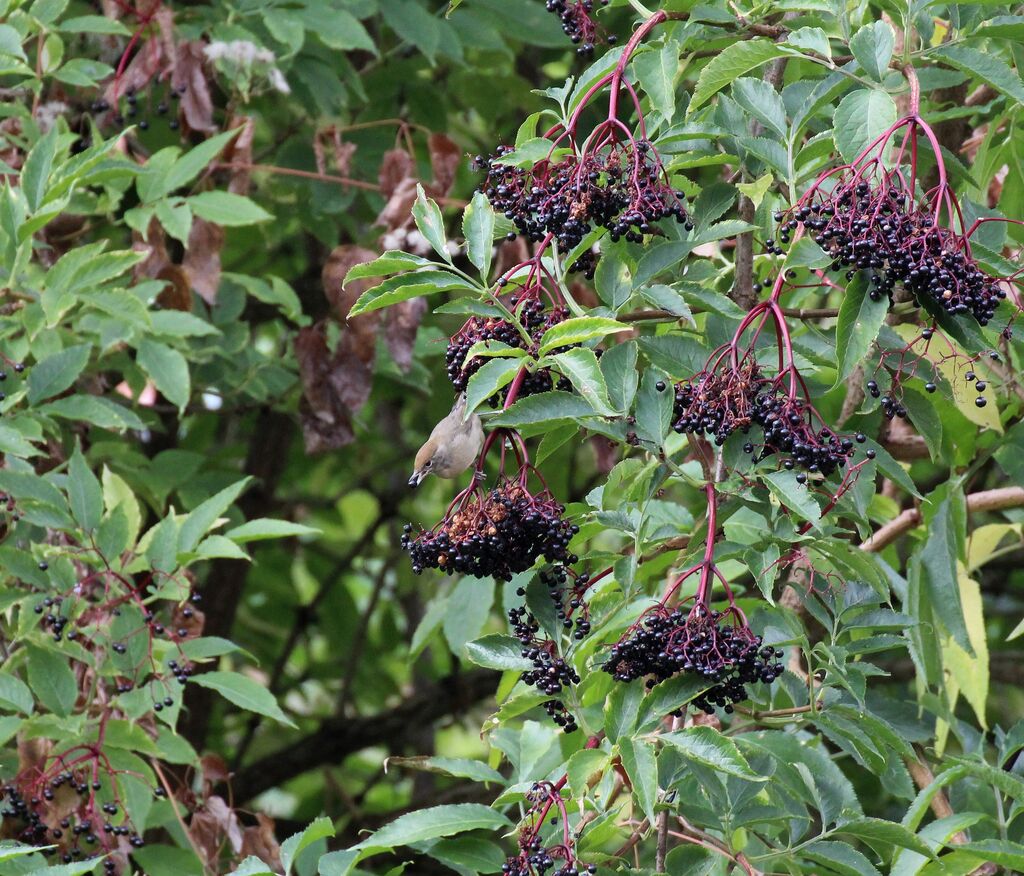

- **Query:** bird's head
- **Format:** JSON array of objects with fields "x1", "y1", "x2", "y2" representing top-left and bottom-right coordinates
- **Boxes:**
[{"x1": 409, "y1": 438, "x2": 438, "y2": 488}]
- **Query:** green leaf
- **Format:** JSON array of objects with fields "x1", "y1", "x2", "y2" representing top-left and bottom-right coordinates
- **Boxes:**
[
  {"x1": 224, "y1": 519, "x2": 320, "y2": 543},
  {"x1": 489, "y1": 392, "x2": 596, "y2": 427},
  {"x1": 159, "y1": 130, "x2": 238, "y2": 199},
  {"x1": 690, "y1": 41, "x2": 793, "y2": 111},
  {"x1": 605, "y1": 680, "x2": 644, "y2": 742},
  {"x1": 833, "y1": 274, "x2": 888, "y2": 387},
  {"x1": 464, "y1": 358, "x2": 523, "y2": 415},
  {"x1": 849, "y1": 22, "x2": 895, "y2": 81},
  {"x1": 40, "y1": 395, "x2": 145, "y2": 431},
  {"x1": 178, "y1": 479, "x2": 251, "y2": 554},
  {"x1": 835, "y1": 817, "x2": 936, "y2": 859},
  {"x1": 922, "y1": 497, "x2": 971, "y2": 651},
  {"x1": 618, "y1": 737, "x2": 658, "y2": 827},
  {"x1": 637, "y1": 675, "x2": 710, "y2": 730},
  {"x1": 732, "y1": 78, "x2": 787, "y2": 140},
  {"x1": 385, "y1": 756, "x2": 505, "y2": 784},
  {"x1": 136, "y1": 340, "x2": 190, "y2": 413},
  {"x1": 412, "y1": 184, "x2": 451, "y2": 261},
  {"x1": 281, "y1": 817, "x2": 334, "y2": 875},
  {"x1": 462, "y1": 191, "x2": 495, "y2": 278},
  {"x1": 550, "y1": 348, "x2": 613, "y2": 415},
  {"x1": 344, "y1": 252, "x2": 435, "y2": 285},
  {"x1": 763, "y1": 470, "x2": 821, "y2": 528},
  {"x1": 640, "y1": 284, "x2": 694, "y2": 321},
  {"x1": 27, "y1": 344, "x2": 91, "y2": 404},
  {"x1": 68, "y1": 447, "x2": 102, "y2": 532},
  {"x1": 228, "y1": 857, "x2": 274, "y2": 876},
  {"x1": 354, "y1": 804, "x2": 511, "y2": 851},
  {"x1": 348, "y1": 270, "x2": 474, "y2": 317},
  {"x1": 804, "y1": 840, "x2": 883, "y2": 876},
  {"x1": 380, "y1": 0, "x2": 441, "y2": 61},
  {"x1": 21, "y1": 125, "x2": 57, "y2": 212},
  {"x1": 464, "y1": 635, "x2": 532, "y2": 670},
  {"x1": 188, "y1": 191, "x2": 273, "y2": 226},
  {"x1": 787, "y1": 26, "x2": 832, "y2": 60},
  {"x1": 635, "y1": 367, "x2": 672, "y2": 446},
  {"x1": 491, "y1": 138, "x2": 558, "y2": 168},
  {"x1": 959, "y1": 839, "x2": 1024, "y2": 869},
  {"x1": 832, "y1": 89, "x2": 897, "y2": 164},
  {"x1": 146, "y1": 515, "x2": 179, "y2": 574},
  {"x1": 600, "y1": 340, "x2": 639, "y2": 413},
  {"x1": 0, "y1": 674, "x2": 34, "y2": 714},
  {"x1": 26, "y1": 645, "x2": 78, "y2": 717},
  {"x1": 190, "y1": 671, "x2": 296, "y2": 727},
  {"x1": 633, "y1": 40, "x2": 678, "y2": 121},
  {"x1": 931, "y1": 44, "x2": 1024, "y2": 104},
  {"x1": 538, "y1": 317, "x2": 631, "y2": 354},
  {"x1": 662, "y1": 727, "x2": 765, "y2": 780},
  {"x1": 0, "y1": 24, "x2": 27, "y2": 62},
  {"x1": 60, "y1": 15, "x2": 131, "y2": 35}
]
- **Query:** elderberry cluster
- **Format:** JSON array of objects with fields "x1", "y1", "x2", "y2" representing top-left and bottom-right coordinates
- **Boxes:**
[
  {"x1": 777, "y1": 183, "x2": 1007, "y2": 325},
  {"x1": 605, "y1": 606, "x2": 784, "y2": 713},
  {"x1": 402, "y1": 482, "x2": 578, "y2": 581},
  {"x1": 503, "y1": 843, "x2": 596, "y2": 876},
  {"x1": 446, "y1": 301, "x2": 573, "y2": 404},
  {"x1": 476, "y1": 142, "x2": 690, "y2": 251},
  {"x1": 1, "y1": 778, "x2": 143, "y2": 872},
  {"x1": 543, "y1": 0, "x2": 613, "y2": 54},
  {"x1": 672, "y1": 365, "x2": 856, "y2": 476}
]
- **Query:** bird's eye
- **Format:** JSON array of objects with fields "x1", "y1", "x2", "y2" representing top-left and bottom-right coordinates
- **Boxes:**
[{"x1": 424, "y1": 460, "x2": 432, "y2": 468}]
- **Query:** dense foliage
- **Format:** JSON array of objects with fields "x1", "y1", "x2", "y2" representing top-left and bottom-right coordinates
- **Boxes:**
[{"x1": 2, "y1": 1, "x2": 1024, "y2": 874}]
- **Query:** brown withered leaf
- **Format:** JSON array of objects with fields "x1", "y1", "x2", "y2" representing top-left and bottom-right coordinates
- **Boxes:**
[
  {"x1": 173, "y1": 41, "x2": 216, "y2": 134},
  {"x1": 103, "y1": 35, "x2": 164, "y2": 104},
  {"x1": 200, "y1": 754, "x2": 231, "y2": 796},
  {"x1": 172, "y1": 603, "x2": 204, "y2": 639},
  {"x1": 379, "y1": 148, "x2": 414, "y2": 197},
  {"x1": 314, "y1": 126, "x2": 357, "y2": 177},
  {"x1": 427, "y1": 132, "x2": 461, "y2": 196},
  {"x1": 590, "y1": 435, "x2": 619, "y2": 475},
  {"x1": 240, "y1": 813, "x2": 281, "y2": 871},
  {"x1": 133, "y1": 218, "x2": 171, "y2": 280},
  {"x1": 295, "y1": 326, "x2": 356, "y2": 454},
  {"x1": 225, "y1": 115, "x2": 255, "y2": 195},
  {"x1": 322, "y1": 244, "x2": 378, "y2": 321},
  {"x1": 183, "y1": 217, "x2": 224, "y2": 305},
  {"x1": 157, "y1": 264, "x2": 193, "y2": 311},
  {"x1": 189, "y1": 808, "x2": 223, "y2": 867},
  {"x1": 385, "y1": 297, "x2": 427, "y2": 373}
]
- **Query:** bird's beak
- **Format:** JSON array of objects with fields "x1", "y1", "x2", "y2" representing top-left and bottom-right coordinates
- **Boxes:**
[{"x1": 408, "y1": 470, "x2": 423, "y2": 488}]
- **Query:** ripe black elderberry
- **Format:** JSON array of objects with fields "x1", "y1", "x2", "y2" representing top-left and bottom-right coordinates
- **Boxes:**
[
  {"x1": 543, "y1": 0, "x2": 611, "y2": 54},
  {"x1": 504, "y1": 783, "x2": 595, "y2": 876},
  {"x1": 780, "y1": 180, "x2": 1007, "y2": 325},
  {"x1": 477, "y1": 141, "x2": 689, "y2": 251},
  {"x1": 402, "y1": 480, "x2": 578, "y2": 581},
  {"x1": 446, "y1": 300, "x2": 573, "y2": 405},
  {"x1": 605, "y1": 604, "x2": 784, "y2": 713}
]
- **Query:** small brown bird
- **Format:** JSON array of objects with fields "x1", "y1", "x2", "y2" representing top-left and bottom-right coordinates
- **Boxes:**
[{"x1": 409, "y1": 394, "x2": 484, "y2": 487}]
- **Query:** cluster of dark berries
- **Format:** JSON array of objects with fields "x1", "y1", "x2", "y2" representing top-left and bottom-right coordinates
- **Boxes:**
[
  {"x1": 504, "y1": 842, "x2": 596, "y2": 876},
  {"x1": 33, "y1": 595, "x2": 71, "y2": 642},
  {"x1": 604, "y1": 605, "x2": 784, "y2": 713},
  {"x1": 1, "y1": 778, "x2": 142, "y2": 869},
  {"x1": 476, "y1": 141, "x2": 690, "y2": 251},
  {"x1": 402, "y1": 481, "x2": 578, "y2": 581},
  {"x1": 671, "y1": 363, "x2": 857, "y2": 476},
  {"x1": 776, "y1": 181, "x2": 1007, "y2": 324},
  {"x1": 543, "y1": 0, "x2": 613, "y2": 54},
  {"x1": 510, "y1": 604, "x2": 581, "y2": 732},
  {"x1": 446, "y1": 301, "x2": 573, "y2": 404}
]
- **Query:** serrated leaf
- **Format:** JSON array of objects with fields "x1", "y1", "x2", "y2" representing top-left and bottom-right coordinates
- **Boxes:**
[
  {"x1": 225, "y1": 519, "x2": 320, "y2": 542},
  {"x1": 762, "y1": 470, "x2": 821, "y2": 528},
  {"x1": 464, "y1": 635, "x2": 532, "y2": 670},
  {"x1": 489, "y1": 391, "x2": 596, "y2": 427},
  {"x1": 68, "y1": 447, "x2": 102, "y2": 532},
  {"x1": 281, "y1": 817, "x2": 334, "y2": 875},
  {"x1": 690, "y1": 41, "x2": 793, "y2": 111},
  {"x1": 849, "y1": 22, "x2": 895, "y2": 81},
  {"x1": 136, "y1": 340, "x2": 190, "y2": 412},
  {"x1": 178, "y1": 479, "x2": 251, "y2": 554},
  {"x1": 464, "y1": 358, "x2": 523, "y2": 415},
  {"x1": 619, "y1": 737, "x2": 658, "y2": 827},
  {"x1": 833, "y1": 274, "x2": 888, "y2": 387},
  {"x1": 462, "y1": 191, "x2": 495, "y2": 277},
  {"x1": 662, "y1": 726, "x2": 765, "y2": 780},
  {"x1": 539, "y1": 317, "x2": 631, "y2": 354},
  {"x1": 354, "y1": 804, "x2": 511, "y2": 851},
  {"x1": 550, "y1": 348, "x2": 613, "y2": 415},
  {"x1": 27, "y1": 344, "x2": 91, "y2": 404},
  {"x1": 832, "y1": 90, "x2": 897, "y2": 164},
  {"x1": 191, "y1": 671, "x2": 295, "y2": 727},
  {"x1": 26, "y1": 645, "x2": 77, "y2": 717},
  {"x1": 348, "y1": 271, "x2": 474, "y2": 317},
  {"x1": 188, "y1": 191, "x2": 273, "y2": 226},
  {"x1": 412, "y1": 184, "x2": 451, "y2": 261},
  {"x1": 633, "y1": 40, "x2": 678, "y2": 121},
  {"x1": 931, "y1": 44, "x2": 1024, "y2": 104}
]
